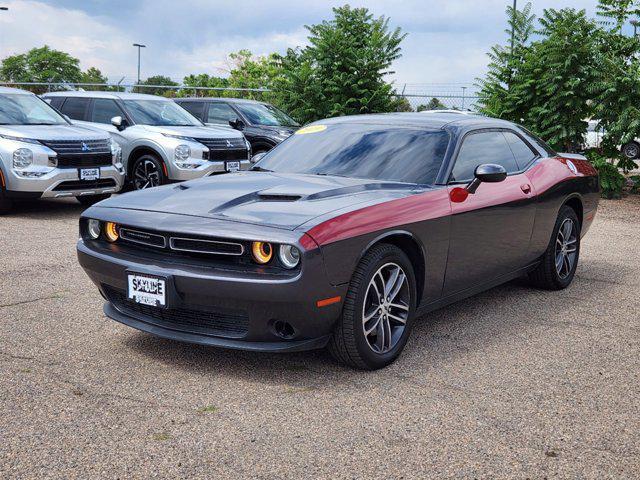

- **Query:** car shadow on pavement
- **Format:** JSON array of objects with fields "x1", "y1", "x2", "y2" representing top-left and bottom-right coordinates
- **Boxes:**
[
  {"x1": 121, "y1": 261, "x2": 624, "y2": 388},
  {"x1": 4, "y1": 198, "x2": 84, "y2": 219}
]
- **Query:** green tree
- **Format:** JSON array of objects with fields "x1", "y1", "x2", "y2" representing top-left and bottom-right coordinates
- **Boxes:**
[
  {"x1": 273, "y1": 5, "x2": 406, "y2": 123},
  {"x1": 476, "y1": 2, "x2": 535, "y2": 121},
  {"x1": 179, "y1": 73, "x2": 229, "y2": 97},
  {"x1": 225, "y1": 49, "x2": 281, "y2": 101},
  {"x1": 417, "y1": 97, "x2": 447, "y2": 111},
  {"x1": 0, "y1": 46, "x2": 82, "y2": 93},
  {"x1": 136, "y1": 75, "x2": 178, "y2": 96},
  {"x1": 79, "y1": 67, "x2": 108, "y2": 91}
]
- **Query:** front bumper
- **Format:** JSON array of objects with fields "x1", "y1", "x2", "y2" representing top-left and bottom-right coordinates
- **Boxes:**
[
  {"x1": 4, "y1": 165, "x2": 125, "y2": 198},
  {"x1": 77, "y1": 238, "x2": 346, "y2": 352},
  {"x1": 168, "y1": 159, "x2": 252, "y2": 182}
]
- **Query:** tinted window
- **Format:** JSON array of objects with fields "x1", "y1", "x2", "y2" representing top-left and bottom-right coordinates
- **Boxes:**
[
  {"x1": 60, "y1": 97, "x2": 90, "y2": 120},
  {"x1": 207, "y1": 103, "x2": 238, "y2": 124},
  {"x1": 451, "y1": 131, "x2": 518, "y2": 182},
  {"x1": 48, "y1": 97, "x2": 64, "y2": 109},
  {"x1": 256, "y1": 124, "x2": 450, "y2": 185},
  {"x1": 503, "y1": 131, "x2": 536, "y2": 169},
  {"x1": 235, "y1": 102, "x2": 298, "y2": 127},
  {"x1": 518, "y1": 126, "x2": 555, "y2": 156},
  {"x1": 178, "y1": 102, "x2": 204, "y2": 120},
  {"x1": 90, "y1": 98, "x2": 124, "y2": 124}
]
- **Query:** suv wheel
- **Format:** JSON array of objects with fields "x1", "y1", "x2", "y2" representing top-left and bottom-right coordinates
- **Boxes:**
[
  {"x1": 131, "y1": 154, "x2": 165, "y2": 190},
  {"x1": 328, "y1": 244, "x2": 417, "y2": 370},
  {"x1": 622, "y1": 141, "x2": 640, "y2": 159}
]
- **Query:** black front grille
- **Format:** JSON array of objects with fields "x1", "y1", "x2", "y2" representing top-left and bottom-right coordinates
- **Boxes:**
[
  {"x1": 103, "y1": 285, "x2": 249, "y2": 338},
  {"x1": 194, "y1": 137, "x2": 248, "y2": 161},
  {"x1": 40, "y1": 139, "x2": 112, "y2": 168},
  {"x1": 53, "y1": 178, "x2": 117, "y2": 191}
]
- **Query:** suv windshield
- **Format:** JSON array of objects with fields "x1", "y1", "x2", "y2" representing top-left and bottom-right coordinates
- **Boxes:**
[
  {"x1": 254, "y1": 124, "x2": 450, "y2": 184},
  {"x1": 0, "y1": 94, "x2": 67, "y2": 125},
  {"x1": 123, "y1": 100, "x2": 202, "y2": 127},
  {"x1": 235, "y1": 102, "x2": 299, "y2": 127}
]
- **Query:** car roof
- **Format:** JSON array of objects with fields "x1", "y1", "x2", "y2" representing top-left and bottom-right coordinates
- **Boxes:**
[
  {"x1": 0, "y1": 86, "x2": 35, "y2": 95},
  {"x1": 175, "y1": 97, "x2": 266, "y2": 105},
  {"x1": 315, "y1": 112, "x2": 515, "y2": 130},
  {"x1": 42, "y1": 91, "x2": 171, "y2": 101}
]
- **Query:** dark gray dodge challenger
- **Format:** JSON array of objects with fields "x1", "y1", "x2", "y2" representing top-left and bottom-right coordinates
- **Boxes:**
[{"x1": 77, "y1": 113, "x2": 599, "y2": 370}]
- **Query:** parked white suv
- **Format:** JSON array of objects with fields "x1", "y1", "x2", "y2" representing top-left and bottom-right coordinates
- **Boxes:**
[
  {"x1": 0, "y1": 87, "x2": 124, "y2": 214},
  {"x1": 43, "y1": 91, "x2": 251, "y2": 189}
]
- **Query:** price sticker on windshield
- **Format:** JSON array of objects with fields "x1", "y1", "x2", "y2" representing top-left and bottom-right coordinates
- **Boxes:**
[{"x1": 295, "y1": 125, "x2": 327, "y2": 135}]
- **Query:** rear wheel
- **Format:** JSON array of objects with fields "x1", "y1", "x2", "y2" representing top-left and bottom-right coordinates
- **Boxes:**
[
  {"x1": 528, "y1": 205, "x2": 580, "y2": 290},
  {"x1": 77, "y1": 194, "x2": 111, "y2": 207},
  {"x1": 328, "y1": 244, "x2": 417, "y2": 370},
  {"x1": 131, "y1": 154, "x2": 165, "y2": 190}
]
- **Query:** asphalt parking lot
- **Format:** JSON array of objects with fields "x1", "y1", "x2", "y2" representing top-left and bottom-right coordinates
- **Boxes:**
[{"x1": 1, "y1": 196, "x2": 639, "y2": 479}]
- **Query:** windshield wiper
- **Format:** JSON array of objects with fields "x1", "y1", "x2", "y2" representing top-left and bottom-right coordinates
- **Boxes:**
[
  {"x1": 25, "y1": 123, "x2": 60, "y2": 126},
  {"x1": 251, "y1": 166, "x2": 273, "y2": 172},
  {"x1": 314, "y1": 172, "x2": 347, "y2": 178}
]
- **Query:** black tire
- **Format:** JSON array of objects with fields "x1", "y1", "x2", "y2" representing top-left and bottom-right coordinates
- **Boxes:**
[
  {"x1": 76, "y1": 194, "x2": 111, "y2": 207},
  {"x1": 0, "y1": 196, "x2": 13, "y2": 215},
  {"x1": 328, "y1": 244, "x2": 417, "y2": 370},
  {"x1": 528, "y1": 205, "x2": 581, "y2": 290},
  {"x1": 130, "y1": 154, "x2": 165, "y2": 190},
  {"x1": 622, "y1": 141, "x2": 640, "y2": 160}
]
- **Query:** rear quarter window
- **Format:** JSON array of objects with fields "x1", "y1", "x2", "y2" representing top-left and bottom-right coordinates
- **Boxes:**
[{"x1": 60, "y1": 97, "x2": 90, "y2": 121}]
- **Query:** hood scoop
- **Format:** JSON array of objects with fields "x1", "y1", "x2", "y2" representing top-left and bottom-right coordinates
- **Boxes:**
[{"x1": 257, "y1": 193, "x2": 302, "y2": 202}]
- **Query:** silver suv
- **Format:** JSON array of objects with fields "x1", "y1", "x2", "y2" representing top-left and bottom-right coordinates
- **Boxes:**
[
  {"x1": 43, "y1": 91, "x2": 251, "y2": 190},
  {"x1": 0, "y1": 87, "x2": 124, "y2": 214}
]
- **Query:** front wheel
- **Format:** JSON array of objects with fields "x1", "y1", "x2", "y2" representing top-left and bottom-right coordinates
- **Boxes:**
[
  {"x1": 131, "y1": 155, "x2": 165, "y2": 190},
  {"x1": 77, "y1": 194, "x2": 111, "y2": 207},
  {"x1": 328, "y1": 244, "x2": 417, "y2": 370},
  {"x1": 528, "y1": 205, "x2": 581, "y2": 290}
]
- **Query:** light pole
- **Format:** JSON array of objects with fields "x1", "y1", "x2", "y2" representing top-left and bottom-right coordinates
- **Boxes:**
[
  {"x1": 0, "y1": 7, "x2": 8, "y2": 59},
  {"x1": 632, "y1": 19, "x2": 640, "y2": 37},
  {"x1": 133, "y1": 43, "x2": 146, "y2": 87},
  {"x1": 461, "y1": 86, "x2": 467, "y2": 110}
]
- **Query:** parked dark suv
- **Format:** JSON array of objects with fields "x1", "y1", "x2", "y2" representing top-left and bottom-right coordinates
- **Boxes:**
[{"x1": 175, "y1": 98, "x2": 299, "y2": 155}]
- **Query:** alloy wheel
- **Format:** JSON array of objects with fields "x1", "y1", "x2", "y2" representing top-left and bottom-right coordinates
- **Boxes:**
[
  {"x1": 555, "y1": 218, "x2": 578, "y2": 279},
  {"x1": 133, "y1": 159, "x2": 161, "y2": 190},
  {"x1": 362, "y1": 262, "x2": 410, "y2": 354}
]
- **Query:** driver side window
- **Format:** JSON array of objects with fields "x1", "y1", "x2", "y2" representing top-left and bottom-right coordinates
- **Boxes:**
[{"x1": 450, "y1": 131, "x2": 519, "y2": 182}]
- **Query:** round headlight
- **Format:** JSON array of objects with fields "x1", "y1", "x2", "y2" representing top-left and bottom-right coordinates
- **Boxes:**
[
  {"x1": 13, "y1": 148, "x2": 33, "y2": 169},
  {"x1": 87, "y1": 219, "x2": 101, "y2": 239},
  {"x1": 175, "y1": 144, "x2": 191, "y2": 161},
  {"x1": 104, "y1": 222, "x2": 119, "y2": 242},
  {"x1": 279, "y1": 244, "x2": 300, "y2": 269},
  {"x1": 251, "y1": 241, "x2": 273, "y2": 264}
]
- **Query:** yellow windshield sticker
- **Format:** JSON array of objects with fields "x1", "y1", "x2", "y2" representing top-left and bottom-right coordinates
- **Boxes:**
[{"x1": 295, "y1": 125, "x2": 327, "y2": 135}]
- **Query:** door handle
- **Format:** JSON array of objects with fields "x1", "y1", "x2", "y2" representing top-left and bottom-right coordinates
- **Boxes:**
[{"x1": 520, "y1": 183, "x2": 532, "y2": 194}]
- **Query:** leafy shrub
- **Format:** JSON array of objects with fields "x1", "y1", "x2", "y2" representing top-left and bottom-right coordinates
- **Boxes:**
[{"x1": 586, "y1": 151, "x2": 626, "y2": 199}]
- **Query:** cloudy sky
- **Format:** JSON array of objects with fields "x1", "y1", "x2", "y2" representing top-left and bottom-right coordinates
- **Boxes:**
[{"x1": 0, "y1": 0, "x2": 598, "y2": 91}]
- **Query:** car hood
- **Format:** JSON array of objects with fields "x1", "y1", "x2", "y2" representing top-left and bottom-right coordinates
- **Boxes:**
[
  {"x1": 0, "y1": 124, "x2": 109, "y2": 141},
  {"x1": 142, "y1": 125, "x2": 244, "y2": 139},
  {"x1": 97, "y1": 171, "x2": 419, "y2": 230}
]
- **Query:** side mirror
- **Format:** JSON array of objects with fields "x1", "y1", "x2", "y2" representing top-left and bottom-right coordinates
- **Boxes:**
[
  {"x1": 111, "y1": 115, "x2": 127, "y2": 131},
  {"x1": 229, "y1": 118, "x2": 245, "y2": 131},
  {"x1": 466, "y1": 163, "x2": 507, "y2": 194},
  {"x1": 251, "y1": 151, "x2": 267, "y2": 164}
]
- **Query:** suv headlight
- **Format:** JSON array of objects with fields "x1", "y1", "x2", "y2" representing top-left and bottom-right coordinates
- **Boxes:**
[
  {"x1": 109, "y1": 138, "x2": 122, "y2": 164},
  {"x1": 13, "y1": 148, "x2": 33, "y2": 169},
  {"x1": 175, "y1": 144, "x2": 191, "y2": 161},
  {"x1": 279, "y1": 244, "x2": 301, "y2": 269}
]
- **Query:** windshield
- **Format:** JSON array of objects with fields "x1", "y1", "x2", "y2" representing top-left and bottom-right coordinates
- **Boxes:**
[
  {"x1": 123, "y1": 100, "x2": 202, "y2": 126},
  {"x1": 255, "y1": 124, "x2": 450, "y2": 184},
  {"x1": 0, "y1": 94, "x2": 67, "y2": 125},
  {"x1": 236, "y1": 102, "x2": 299, "y2": 127}
]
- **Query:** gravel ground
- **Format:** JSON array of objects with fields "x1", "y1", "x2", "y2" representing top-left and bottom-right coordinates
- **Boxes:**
[{"x1": 1, "y1": 196, "x2": 639, "y2": 479}]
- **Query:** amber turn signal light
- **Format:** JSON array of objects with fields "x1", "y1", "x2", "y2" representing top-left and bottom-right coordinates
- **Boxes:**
[
  {"x1": 251, "y1": 241, "x2": 273, "y2": 264},
  {"x1": 104, "y1": 222, "x2": 119, "y2": 242}
]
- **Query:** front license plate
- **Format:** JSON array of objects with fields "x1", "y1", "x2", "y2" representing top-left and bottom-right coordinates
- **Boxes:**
[
  {"x1": 226, "y1": 161, "x2": 240, "y2": 172},
  {"x1": 79, "y1": 168, "x2": 100, "y2": 181},
  {"x1": 127, "y1": 274, "x2": 166, "y2": 308}
]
